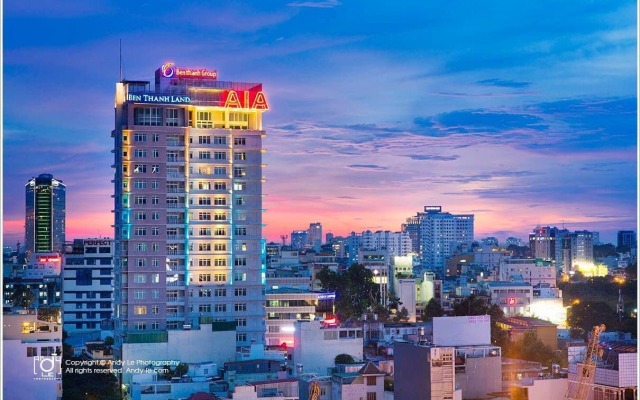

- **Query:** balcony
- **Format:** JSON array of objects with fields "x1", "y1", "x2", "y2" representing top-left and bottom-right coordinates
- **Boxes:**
[
  {"x1": 167, "y1": 187, "x2": 185, "y2": 193},
  {"x1": 167, "y1": 157, "x2": 185, "y2": 163},
  {"x1": 166, "y1": 234, "x2": 185, "y2": 241},
  {"x1": 166, "y1": 173, "x2": 185, "y2": 180},
  {"x1": 166, "y1": 203, "x2": 186, "y2": 209}
]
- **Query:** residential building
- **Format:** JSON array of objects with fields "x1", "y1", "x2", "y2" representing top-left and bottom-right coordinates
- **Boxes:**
[
  {"x1": 617, "y1": 230, "x2": 636, "y2": 250},
  {"x1": 496, "y1": 316, "x2": 558, "y2": 350},
  {"x1": 308, "y1": 223, "x2": 323, "y2": 252},
  {"x1": 62, "y1": 238, "x2": 115, "y2": 333},
  {"x1": 291, "y1": 231, "x2": 309, "y2": 250},
  {"x1": 561, "y1": 230, "x2": 595, "y2": 273},
  {"x1": 3, "y1": 312, "x2": 63, "y2": 400},
  {"x1": 498, "y1": 258, "x2": 557, "y2": 287},
  {"x1": 419, "y1": 206, "x2": 474, "y2": 274},
  {"x1": 483, "y1": 282, "x2": 533, "y2": 317},
  {"x1": 25, "y1": 173, "x2": 66, "y2": 255},
  {"x1": 112, "y1": 64, "x2": 268, "y2": 349},
  {"x1": 394, "y1": 343, "x2": 457, "y2": 400},
  {"x1": 292, "y1": 320, "x2": 363, "y2": 376},
  {"x1": 529, "y1": 226, "x2": 559, "y2": 261},
  {"x1": 265, "y1": 288, "x2": 335, "y2": 347}
]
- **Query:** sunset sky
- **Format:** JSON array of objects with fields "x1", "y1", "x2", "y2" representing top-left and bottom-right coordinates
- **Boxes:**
[{"x1": 3, "y1": 0, "x2": 637, "y2": 247}]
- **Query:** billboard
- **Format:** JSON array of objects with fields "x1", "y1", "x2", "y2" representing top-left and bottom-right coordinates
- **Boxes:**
[{"x1": 433, "y1": 315, "x2": 491, "y2": 346}]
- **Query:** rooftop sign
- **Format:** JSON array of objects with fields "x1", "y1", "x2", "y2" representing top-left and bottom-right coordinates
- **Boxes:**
[{"x1": 161, "y1": 63, "x2": 217, "y2": 80}]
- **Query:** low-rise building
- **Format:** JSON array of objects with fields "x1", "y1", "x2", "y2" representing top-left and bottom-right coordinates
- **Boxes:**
[
  {"x1": 3, "y1": 312, "x2": 63, "y2": 400},
  {"x1": 496, "y1": 316, "x2": 558, "y2": 350},
  {"x1": 293, "y1": 320, "x2": 363, "y2": 376},
  {"x1": 484, "y1": 282, "x2": 533, "y2": 316}
]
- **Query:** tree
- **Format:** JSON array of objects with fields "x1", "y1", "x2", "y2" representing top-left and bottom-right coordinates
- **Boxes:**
[
  {"x1": 316, "y1": 265, "x2": 378, "y2": 320},
  {"x1": 37, "y1": 306, "x2": 61, "y2": 323},
  {"x1": 502, "y1": 331, "x2": 563, "y2": 367},
  {"x1": 422, "y1": 298, "x2": 444, "y2": 321},
  {"x1": 334, "y1": 354, "x2": 355, "y2": 364},
  {"x1": 11, "y1": 285, "x2": 35, "y2": 309},
  {"x1": 567, "y1": 301, "x2": 616, "y2": 338},
  {"x1": 393, "y1": 307, "x2": 410, "y2": 322},
  {"x1": 104, "y1": 336, "x2": 115, "y2": 346},
  {"x1": 593, "y1": 243, "x2": 618, "y2": 258},
  {"x1": 453, "y1": 295, "x2": 491, "y2": 316}
]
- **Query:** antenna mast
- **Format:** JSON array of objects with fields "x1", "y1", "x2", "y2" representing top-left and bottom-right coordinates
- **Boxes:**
[{"x1": 119, "y1": 39, "x2": 122, "y2": 82}]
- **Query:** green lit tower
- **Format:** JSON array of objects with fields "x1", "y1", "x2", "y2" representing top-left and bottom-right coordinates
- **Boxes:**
[{"x1": 25, "y1": 174, "x2": 66, "y2": 255}]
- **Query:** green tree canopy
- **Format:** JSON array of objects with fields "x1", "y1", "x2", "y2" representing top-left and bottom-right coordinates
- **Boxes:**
[
  {"x1": 11, "y1": 285, "x2": 35, "y2": 309},
  {"x1": 567, "y1": 301, "x2": 617, "y2": 338},
  {"x1": 502, "y1": 331, "x2": 563, "y2": 367},
  {"x1": 422, "y1": 298, "x2": 444, "y2": 322},
  {"x1": 316, "y1": 264, "x2": 378, "y2": 321},
  {"x1": 334, "y1": 354, "x2": 355, "y2": 364}
]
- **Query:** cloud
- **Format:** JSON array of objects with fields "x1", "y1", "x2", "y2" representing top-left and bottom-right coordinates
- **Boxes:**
[
  {"x1": 346, "y1": 164, "x2": 389, "y2": 171},
  {"x1": 477, "y1": 78, "x2": 531, "y2": 88},
  {"x1": 406, "y1": 154, "x2": 460, "y2": 161},
  {"x1": 288, "y1": 0, "x2": 341, "y2": 8}
]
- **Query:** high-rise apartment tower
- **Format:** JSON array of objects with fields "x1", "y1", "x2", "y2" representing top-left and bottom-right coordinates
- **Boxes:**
[{"x1": 112, "y1": 63, "x2": 268, "y2": 347}]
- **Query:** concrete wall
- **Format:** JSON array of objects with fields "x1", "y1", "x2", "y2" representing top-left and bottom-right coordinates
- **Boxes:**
[
  {"x1": 293, "y1": 321, "x2": 363, "y2": 375},
  {"x1": 456, "y1": 356, "x2": 502, "y2": 399},
  {"x1": 433, "y1": 315, "x2": 491, "y2": 346},
  {"x1": 524, "y1": 378, "x2": 567, "y2": 400}
]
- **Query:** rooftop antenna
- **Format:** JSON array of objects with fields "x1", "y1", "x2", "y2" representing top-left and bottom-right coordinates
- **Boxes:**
[{"x1": 119, "y1": 39, "x2": 123, "y2": 82}]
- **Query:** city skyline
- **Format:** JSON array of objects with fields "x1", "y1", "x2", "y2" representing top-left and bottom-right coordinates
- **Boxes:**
[{"x1": 3, "y1": 1, "x2": 637, "y2": 246}]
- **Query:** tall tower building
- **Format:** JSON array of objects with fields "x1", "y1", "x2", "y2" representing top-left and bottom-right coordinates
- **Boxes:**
[
  {"x1": 112, "y1": 63, "x2": 268, "y2": 347},
  {"x1": 308, "y1": 222, "x2": 322, "y2": 252},
  {"x1": 25, "y1": 173, "x2": 66, "y2": 255},
  {"x1": 617, "y1": 230, "x2": 636, "y2": 250},
  {"x1": 561, "y1": 230, "x2": 594, "y2": 272},
  {"x1": 529, "y1": 226, "x2": 558, "y2": 261},
  {"x1": 420, "y1": 206, "x2": 474, "y2": 273}
]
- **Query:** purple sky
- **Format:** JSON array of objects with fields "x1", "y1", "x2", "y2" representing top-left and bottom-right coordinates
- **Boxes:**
[{"x1": 3, "y1": 0, "x2": 637, "y2": 246}]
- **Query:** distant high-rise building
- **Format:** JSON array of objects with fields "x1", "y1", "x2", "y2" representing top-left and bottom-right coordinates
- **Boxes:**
[
  {"x1": 325, "y1": 232, "x2": 334, "y2": 244},
  {"x1": 113, "y1": 64, "x2": 268, "y2": 347},
  {"x1": 529, "y1": 226, "x2": 558, "y2": 261},
  {"x1": 561, "y1": 230, "x2": 595, "y2": 272},
  {"x1": 291, "y1": 230, "x2": 309, "y2": 250},
  {"x1": 420, "y1": 206, "x2": 474, "y2": 273},
  {"x1": 505, "y1": 237, "x2": 524, "y2": 247},
  {"x1": 402, "y1": 212, "x2": 427, "y2": 254},
  {"x1": 25, "y1": 174, "x2": 66, "y2": 255},
  {"x1": 617, "y1": 230, "x2": 636, "y2": 250},
  {"x1": 481, "y1": 237, "x2": 499, "y2": 247},
  {"x1": 308, "y1": 222, "x2": 322, "y2": 251}
]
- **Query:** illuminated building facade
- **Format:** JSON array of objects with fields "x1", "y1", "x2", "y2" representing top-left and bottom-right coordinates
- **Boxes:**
[
  {"x1": 528, "y1": 226, "x2": 558, "y2": 261},
  {"x1": 25, "y1": 174, "x2": 66, "y2": 255},
  {"x1": 561, "y1": 230, "x2": 594, "y2": 273},
  {"x1": 112, "y1": 64, "x2": 268, "y2": 348}
]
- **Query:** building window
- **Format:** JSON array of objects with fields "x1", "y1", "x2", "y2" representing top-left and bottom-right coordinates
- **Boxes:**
[
  {"x1": 166, "y1": 108, "x2": 179, "y2": 126},
  {"x1": 214, "y1": 213, "x2": 226, "y2": 221},
  {"x1": 236, "y1": 333, "x2": 247, "y2": 342},
  {"x1": 233, "y1": 137, "x2": 246, "y2": 146},
  {"x1": 233, "y1": 182, "x2": 246, "y2": 191},
  {"x1": 134, "y1": 149, "x2": 147, "y2": 158},
  {"x1": 367, "y1": 377, "x2": 377, "y2": 386},
  {"x1": 198, "y1": 135, "x2": 211, "y2": 144},
  {"x1": 134, "y1": 180, "x2": 146, "y2": 189},
  {"x1": 214, "y1": 243, "x2": 226, "y2": 251},
  {"x1": 134, "y1": 227, "x2": 147, "y2": 236},
  {"x1": 234, "y1": 288, "x2": 247, "y2": 296},
  {"x1": 196, "y1": 111, "x2": 213, "y2": 128},
  {"x1": 366, "y1": 392, "x2": 377, "y2": 400},
  {"x1": 214, "y1": 167, "x2": 227, "y2": 175},
  {"x1": 199, "y1": 243, "x2": 211, "y2": 251},
  {"x1": 199, "y1": 197, "x2": 211, "y2": 205},
  {"x1": 134, "y1": 274, "x2": 146, "y2": 283},
  {"x1": 134, "y1": 322, "x2": 147, "y2": 330},
  {"x1": 214, "y1": 304, "x2": 226, "y2": 312},
  {"x1": 233, "y1": 167, "x2": 246, "y2": 178},
  {"x1": 151, "y1": 258, "x2": 159, "y2": 268},
  {"x1": 151, "y1": 227, "x2": 159, "y2": 236},
  {"x1": 236, "y1": 318, "x2": 246, "y2": 327},
  {"x1": 27, "y1": 347, "x2": 38, "y2": 357},
  {"x1": 199, "y1": 228, "x2": 212, "y2": 236},
  {"x1": 234, "y1": 257, "x2": 247, "y2": 266},
  {"x1": 134, "y1": 196, "x2": 146, "y2": 205},
  {"x1": 151, "y1": 196, "x2": 159, "y2": 205},
  {"x1": 199, "y1": 274, "x2": 211, "y2": 282},
  {"x1": 199, "y1": 151, "x2": 211, "y2": 160},
  {"x1": 152, "y1": 211, "x2": 160, "y2": 220},
  {"x1": 151, "y1": 164, "x2": 159, "y2": 173},
  {"x1": 134, "y1": 243, "x2": 147, "y2": 252},
  {"x1": 152, "y1": 149, "x2": 159, "y2": 158},
  {"x1": 134, "y1": 306, "x2": 147, "y2": 315},
  {"x1": 234, "y1": 303, "x2": 247, "y2": 312},
  {"x1": 152, "y1": 133, "x2": 160, "y2": 142},
  {"x1": 235, "y1": 227, "x2": 247, "y2": 236},
  {"x1": 214, "y1": 288, "x2": 226, "y2": 297},
  {"x1": 236, "y1": 197, "x2": 245, "y2": 206},
  {"x1": 199, "y1": 305, "x2": 211, "y2": 313},
  {"x1": 134, "y1": 133, "x2": 147, "y2": 142},
  {"x1": 214, "y1": 182, "x2": 227, "y2": 190},
  {"x1": 199, "y1": 288, "x2": 211, "y2": 297},
  {"x1": 214, "y1": 152, "x2": 226, "y2": 160},
  {"x1": 214, "y1": 197, "x2": 226, "y2": 205},
  {"x1": 198, "y1": 212, "x2": 211, "y2": 221},
  {"x1": 151, "y1": 180, "x2": 159, "y2": 189},
  {"x1": 214, "y1": 258, "x2": 226, "y2": 266},
  {"x1": 214, "y1": 273, "x2": 226, "y2": 282},
  {"x1": 234, "y1": 152, "x2": 246, "y2": 161},
  {"x1": 199, "y1": 258, "x2": 211, "y2": 267},
  {"x1": 214, "y1": 228, "x2": 226, "y2": 236},
  {"x1": 214, "y1": 136, "x2": 226, "y2": 145},
  {"x1": 134, "y1": 108, "x2": 162, "y2": 126}
]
